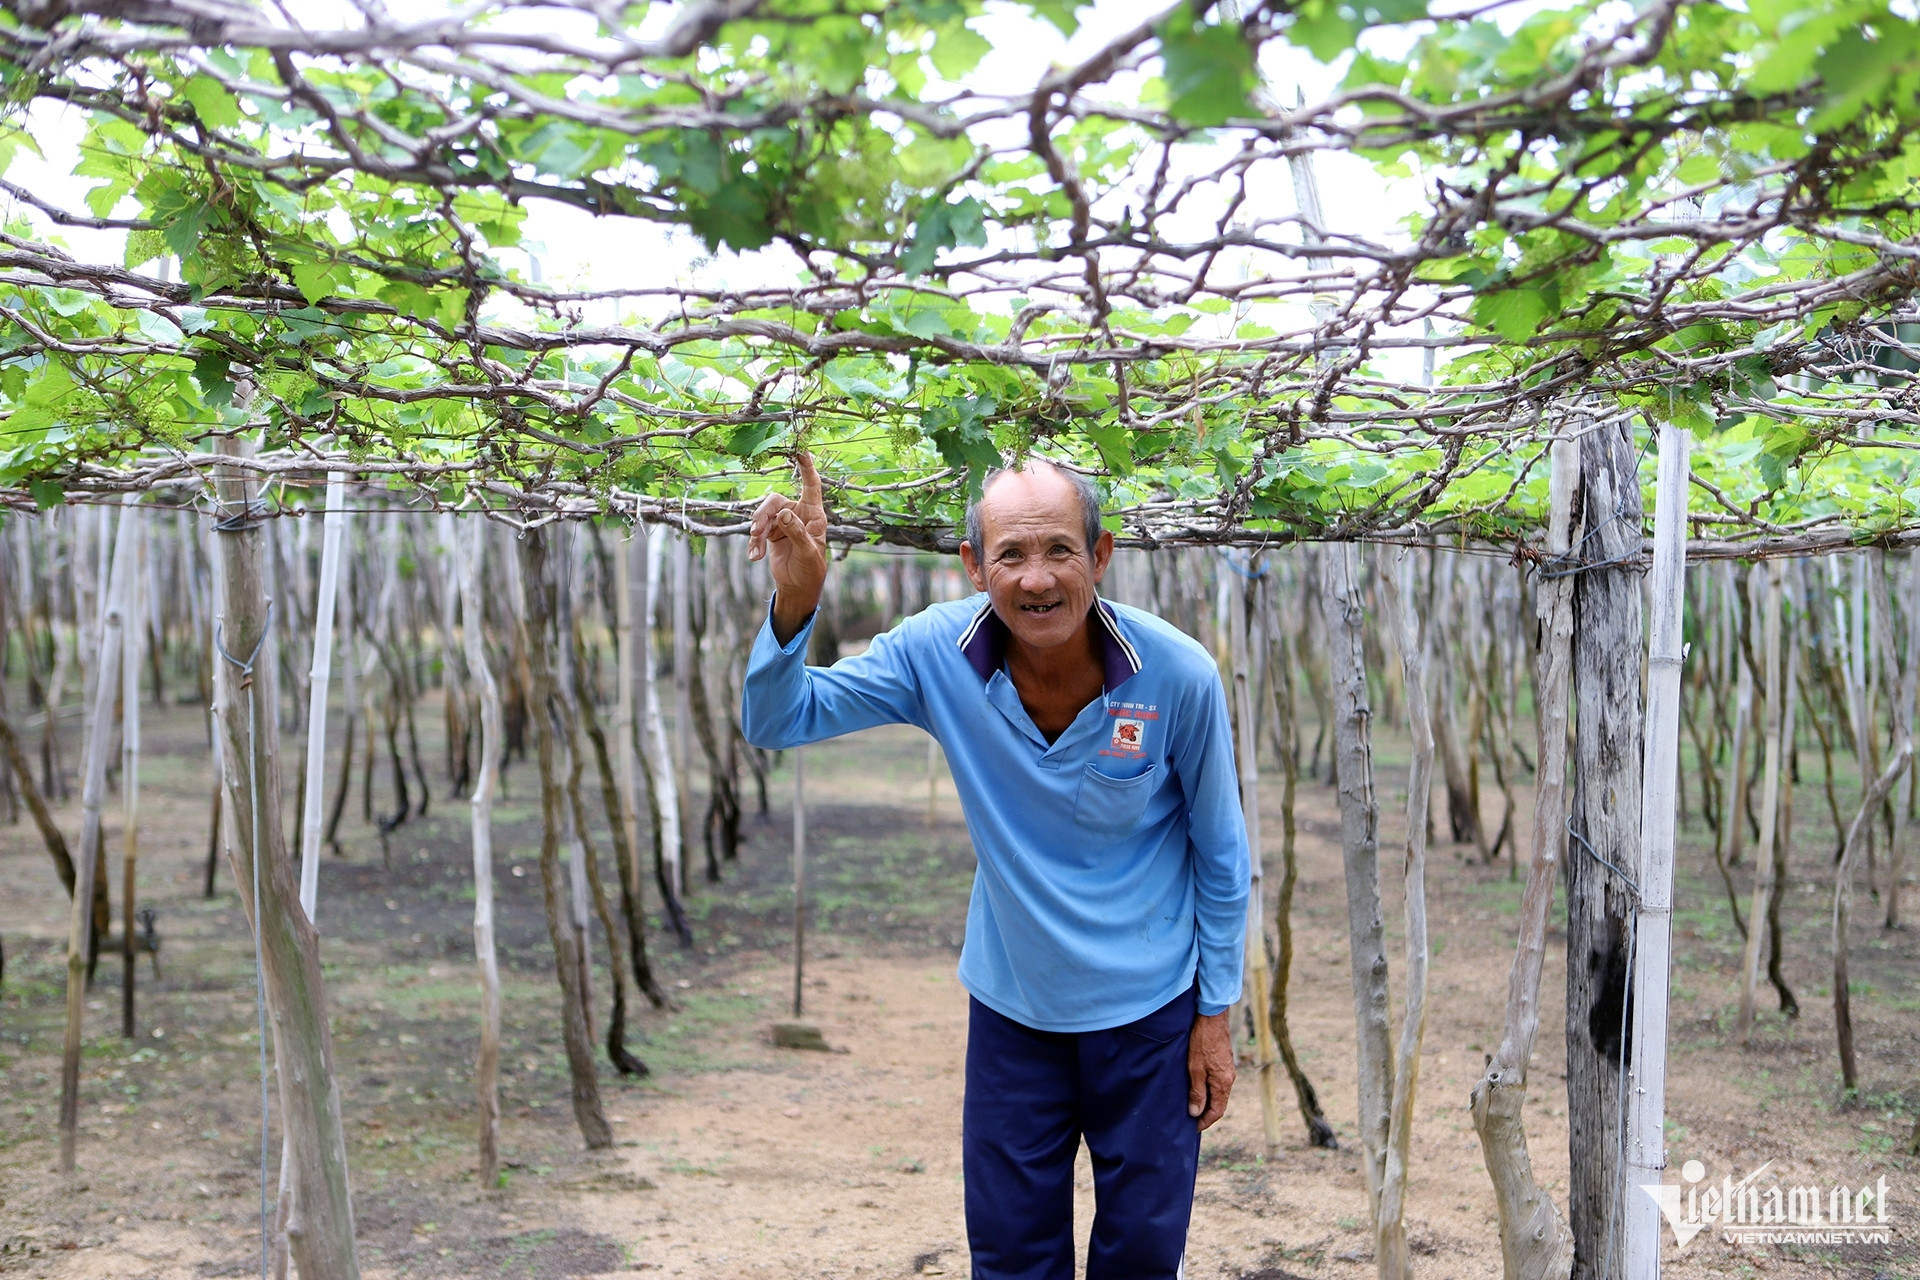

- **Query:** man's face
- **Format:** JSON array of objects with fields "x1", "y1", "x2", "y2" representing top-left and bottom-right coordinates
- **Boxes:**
[{"x1": 959, "y1": 466, "x2": 1113, "y2": 654}]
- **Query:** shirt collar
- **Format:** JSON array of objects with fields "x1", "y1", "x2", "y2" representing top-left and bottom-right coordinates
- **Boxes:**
[{"x1": 957, "y1": 597, "x2": 1143, "y2": 692}]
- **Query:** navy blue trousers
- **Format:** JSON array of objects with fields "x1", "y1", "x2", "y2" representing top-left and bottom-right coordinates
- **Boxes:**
[{"x1": 963, "y1": 985, "x2": 1200, "y2": 1280}]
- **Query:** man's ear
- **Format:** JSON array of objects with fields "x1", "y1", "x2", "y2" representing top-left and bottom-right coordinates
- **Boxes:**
[
  {"x1": 960, "y1": 541, "x2": 987, "y2": 592},
  {"x1": 1090, "y1": 528, "x2": 1114, "y2": 584}
]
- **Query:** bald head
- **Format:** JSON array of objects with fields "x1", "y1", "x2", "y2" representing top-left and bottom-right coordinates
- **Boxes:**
[{"x1": 963, "y1": 460, "x2": 1103, "y2": 565}]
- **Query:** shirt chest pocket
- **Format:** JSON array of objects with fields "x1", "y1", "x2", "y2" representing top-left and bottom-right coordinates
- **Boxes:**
[{"x1": 1072, "y1": 760, "x2": 1158, "y2": 834}]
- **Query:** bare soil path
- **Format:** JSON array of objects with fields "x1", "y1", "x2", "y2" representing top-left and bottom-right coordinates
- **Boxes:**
[{"x1": 2, "y1": 705, "x2": 1916, "y2": 1278}]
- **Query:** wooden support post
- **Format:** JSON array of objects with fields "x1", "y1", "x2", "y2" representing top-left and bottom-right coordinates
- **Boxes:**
[
  {"x1": 1226, "y1": 550, "x2": 1285, "y2": 1159},
  {"x1": 1319, "y1": 543, "x2": 1394, "y2": 1231},
  {"x1": 1566, "y1": 417, "x2": 1646, "y2": 1280},
  {"x1": 1376, "y1": 549, "x2": 1434, "y2": 1280},
  {"x1": 208, "y1": 437, "x2": 361, "y2": 1280},
  {"x1": 1471, "y1": 436, "x2": 1577, "y2": 1280},
  {"x1": 515, "y1": 526, "x2": 613, "y2": 1150},
  {"x1": 1623, "y1": 424, "x2": 1690, "y2": 1280}
]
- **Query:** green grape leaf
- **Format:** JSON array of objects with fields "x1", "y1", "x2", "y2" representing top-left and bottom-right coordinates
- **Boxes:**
[{"x1": 1160, "y1": 14, "x2": 1256, "y2": 126}]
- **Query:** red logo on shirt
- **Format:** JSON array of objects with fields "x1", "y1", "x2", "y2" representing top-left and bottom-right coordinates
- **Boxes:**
[{"x1": 1109, "y1": 718, "x2": 1146, "y2": 753}]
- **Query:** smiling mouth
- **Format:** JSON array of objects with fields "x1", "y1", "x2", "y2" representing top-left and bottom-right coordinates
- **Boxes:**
[{"x1": 1019, "y1": 601, "x2": 1063, "y2": 615}]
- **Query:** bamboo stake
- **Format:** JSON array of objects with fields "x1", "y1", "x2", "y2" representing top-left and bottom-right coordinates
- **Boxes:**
[
  {"x1": 1470, "y1": 437, "x2": 1577, "y2": 1280},
  {"x1": 1226, "y1": 550, "x2": 1284, "y2": 1159},
  {"x1": 1737, "y1": 559, "x2": 1785, "y2": 1044},
  {"x1": 58, "y1": 500, "x2": 136, "y2": 1173},
  {"x1": 120, "y1": 500, "x2": 145, "y2": 1039},
  {"x1": 1622, "y1": 424, "x2": 1690, "y2": 1280}
]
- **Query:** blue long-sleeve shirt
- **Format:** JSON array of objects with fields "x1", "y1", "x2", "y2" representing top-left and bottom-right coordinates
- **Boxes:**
[{"x1": 741, "y1": 594, "x2": 1249, "y2": 1033}]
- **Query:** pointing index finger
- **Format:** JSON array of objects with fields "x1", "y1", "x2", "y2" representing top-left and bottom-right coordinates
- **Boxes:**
[{"x1": 794, "y1": 450, "x2": 822, "y2": 513}]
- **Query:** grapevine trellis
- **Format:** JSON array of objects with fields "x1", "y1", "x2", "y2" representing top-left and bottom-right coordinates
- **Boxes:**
[
  {"x1": 0, "y1": 0, "x2": 1917, "y2": 548},
  {"x1": 4, "y1": 3, "x2": 1920, "y2": 1280}
]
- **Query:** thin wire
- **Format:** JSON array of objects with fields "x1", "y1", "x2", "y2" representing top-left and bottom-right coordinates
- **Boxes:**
[
  {"x1": 1535, "y1": 419, "x2": 1661, "y2": 583},
  {"x1": 214, "y1": 602, "x2": 275, "y2": 1280},
  {"x1": 1565, "y1": 816, "x2": 1642, "y2": 899}
]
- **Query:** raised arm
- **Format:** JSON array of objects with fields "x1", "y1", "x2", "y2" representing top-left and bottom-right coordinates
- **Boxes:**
[
  {"x1": 740, "y1": 451, "x2": 925, "y2": 750},
  {"x1": 746, "y1": 451, "x2": 830, "y2": 646}
]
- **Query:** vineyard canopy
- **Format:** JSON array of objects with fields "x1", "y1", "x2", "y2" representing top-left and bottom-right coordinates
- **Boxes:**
[{"x1": 2, "y1": 0, "x2": 1919, "y2": 549}]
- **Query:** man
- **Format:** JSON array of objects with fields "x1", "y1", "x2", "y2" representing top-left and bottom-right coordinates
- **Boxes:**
[{"x1": 742, "y1": 453, "x2": 1247, "y2": 1280}]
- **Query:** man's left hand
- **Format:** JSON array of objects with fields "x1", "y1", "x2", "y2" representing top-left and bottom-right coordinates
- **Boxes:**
[{"x1": 1186, "y1": 1012, "x2": 1234, "y2": 1131}]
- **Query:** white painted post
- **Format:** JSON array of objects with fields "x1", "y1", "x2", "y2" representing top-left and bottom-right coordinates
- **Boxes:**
[
  {"x1": 459, "y1": 517, "x2": 505, "y2": 1184},
  {"x1": 1624, "y1": 424, "x2": 1691, "y2": 1280},
  {"x1": 299, "y1": 471, "x2": 347, "y2": 921},
  {"x1": 60, "y1": 500, "x2": 137, "y2": 1172}
]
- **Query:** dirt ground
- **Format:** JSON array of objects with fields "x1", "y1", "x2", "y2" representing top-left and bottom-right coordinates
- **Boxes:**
[{"x1": 2, "y1": 689, "x2": 1918, "y2": 1279}]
